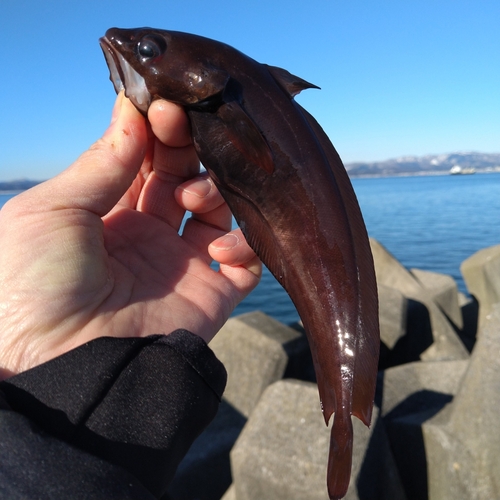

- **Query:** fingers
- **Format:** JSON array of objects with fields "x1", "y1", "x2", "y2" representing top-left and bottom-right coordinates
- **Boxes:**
[
  {"x1": 135, "y1": 145, "x2": 199, "y2": 227},
  {"x1": 28, "y1": 93, "x2": 149, "y2": 217},
  {"x1": 178, "y1": 197, "x2": 231, "y2": 265},
  {"x1": 136, "y1": 100, "x2": 200, "y2": 228},
  {"x1": 142, "y1": 99, "x2": 262, "y2": 284},
  {"x1": 176, "y1": 174, "x2": 261, "y2": 278},
  {"x1": 148, "y1": 99, "x2": 192, "y2": 148},
  {"x1": 209, "y1": 229, "x2": 262, "y2": 279},
  {"x1": 212, "y1": 232, "x2": 262, "y2": 313},
  {"x1": 173, "y1": 173, "x2": 228, "y2": 261},
  {"x1": 210, "y1": 227, "x2": 262, "y2": 304},
  {"x1": 174, "y1": 172, "x2": 224, "y2": 214},
  {"x1": 176, "y1": 173, "x2": 231, "y2": 231}
]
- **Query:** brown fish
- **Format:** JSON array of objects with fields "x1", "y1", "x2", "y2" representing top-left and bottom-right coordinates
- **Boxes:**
[{"x1": 100, "y1": 28, "x2": 380, "y2": 499}]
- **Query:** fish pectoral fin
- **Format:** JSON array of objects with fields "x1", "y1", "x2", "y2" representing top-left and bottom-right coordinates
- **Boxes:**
[
  {"x1": 265, "y1": 65, "x2": 320, "y2": 97},
  {"x1": 217, "y1": 101, "x2": 274, "y2": 174},
  {"x1": 214, "y1": 187, "x2": 287, "y2": 285}
]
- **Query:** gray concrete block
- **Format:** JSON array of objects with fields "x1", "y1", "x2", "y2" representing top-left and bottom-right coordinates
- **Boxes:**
[
  {"x1": 379, "y1": 359, "x2": 469, "y2": 418},
  {"x1": 422, "y1": 303, "x2": 500, "y2": 500},
  {"x1": 378, "y1": 359, "x2": 468, "y2": 500},
  {"x1": 221, "y1": 484, "x2": 236, "y2": 500},
  {"x1": 459, "y1": 295, "x2": 479, "y2": 352},
  {"x1": 169, "y1": 312, "x2": 305, "y2": 499},
  {"x1": 378, "y1": 284, "x2": 412, "y2": 369},
  {"x1": 280, "y1": 322, "x2": 316, "y2": 383},
  {"x1": 369, "y1": 238, "x2": 420, "y2": 292},
  {"x1": 457, "y1": 291, "x2": 469, "y2": 307},
  {"x1": 378, "y1": 284, "x2": 407, "y2": 351},
  {"x1": 230, "y1": 380, "x2": 329, "y2": 500},
  {"x1": 460, "y1": 244, "x2": 500, "y2": 328},
  {"x1": 209, "y1": 311, "x2": 302, "y2": 417},
  {"x1": 411, "y1": 268, "x2": 463, "y2": 329},
  {"x1": 231, "y1": 380, "x2": 406, "y2": 500},
  {"x1": 167, "y1": 401, "x2": 246, "y2": 500},
  {"x1": 370, "y1": 238, "x2": 469, "y2": 362}
]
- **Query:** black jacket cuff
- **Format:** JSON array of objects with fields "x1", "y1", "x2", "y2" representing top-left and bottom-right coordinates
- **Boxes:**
[{"x1": 0, "y1": 330, "x2": 227, "y2": 498}]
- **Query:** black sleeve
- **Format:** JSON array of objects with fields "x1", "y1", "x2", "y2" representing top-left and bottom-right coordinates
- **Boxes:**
[{"x1": 0, "y1": 330, "x2": 227, "y2": 499}]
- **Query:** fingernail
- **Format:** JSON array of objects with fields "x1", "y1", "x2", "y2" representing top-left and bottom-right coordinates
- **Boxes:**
[
  {"x1": 210, "y1": 233, "x2": 240, "y2": 250},
  {"x1": 182, "y1": 178, "x2": 213, "y2": 198}
]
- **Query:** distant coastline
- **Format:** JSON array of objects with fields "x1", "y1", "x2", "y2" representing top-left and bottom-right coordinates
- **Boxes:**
[
  {"x1": 349, "y1": 167, "x2": 500, "y2": 179},
  {"x1": 2, "y1": 152, "x2": 500, "y2": 186},
  {"x1": 345, "y1": 151, "x2": 500, "y2": 178},
  {"x1": 0, "y1": 180, "x2": 42, "y2": 192}
]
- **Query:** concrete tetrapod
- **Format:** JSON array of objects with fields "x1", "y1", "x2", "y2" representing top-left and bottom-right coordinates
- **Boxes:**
[
  {"x1": 422, "y1": 303, "x2": 500, "y2": 500},
  {"x1": 230, "y1": 379, "x2": 406, "y2": 500},
  {"x1": 461, "y1": 244, "x2": 500, "y2": 328}
]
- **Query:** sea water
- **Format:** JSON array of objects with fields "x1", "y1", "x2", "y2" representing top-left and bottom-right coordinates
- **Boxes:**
[
  {"x1": 234, "y1": 172, "x2": 500, "y2": 324},
  {"x1": 1, "y1": 172, "x2": 499, "y2": 325}
]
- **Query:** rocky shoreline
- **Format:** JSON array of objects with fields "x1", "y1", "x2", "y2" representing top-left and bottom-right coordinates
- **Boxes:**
[{"x1": 166, "y1": 238, "x2": 500, "y2": 500}]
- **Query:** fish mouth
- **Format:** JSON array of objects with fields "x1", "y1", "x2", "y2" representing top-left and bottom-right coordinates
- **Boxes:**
[{"x1": 99, "y1": 36, "x2": 151, "y2": 114}]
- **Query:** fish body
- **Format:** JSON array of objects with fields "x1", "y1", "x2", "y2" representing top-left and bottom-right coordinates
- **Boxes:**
[{"x1": 100, "y1": 28, "x2": 379, "y2": 500}]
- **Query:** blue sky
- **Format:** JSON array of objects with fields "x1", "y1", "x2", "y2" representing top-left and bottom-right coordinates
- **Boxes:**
[{"x1": 1, "y1": 0, "x2": 498, "y2": 180}]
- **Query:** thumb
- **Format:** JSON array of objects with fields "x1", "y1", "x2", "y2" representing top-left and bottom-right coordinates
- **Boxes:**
[{"x1": 29, "y1": 93, "x2": 149, "y2": 217}]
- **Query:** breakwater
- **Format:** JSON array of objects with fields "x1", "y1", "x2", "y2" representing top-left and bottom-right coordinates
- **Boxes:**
[{"x1": 167, "y1": 239, "x2": 500, "y2": 500}]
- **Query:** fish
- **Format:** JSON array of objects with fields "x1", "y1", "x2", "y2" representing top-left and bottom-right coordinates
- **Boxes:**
[{"x1": 99, "y1": 28, "x2": 380, "y2": 500}]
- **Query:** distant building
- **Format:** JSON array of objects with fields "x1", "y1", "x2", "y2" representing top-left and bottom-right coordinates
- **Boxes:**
[{"x1": 450, "y1": 165, "x2": 476, "y2": 175}]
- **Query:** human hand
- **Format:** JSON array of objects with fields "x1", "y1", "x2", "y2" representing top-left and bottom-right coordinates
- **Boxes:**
[{"x1": 0, "y1": 93, "x2": 261, "y2": 379}]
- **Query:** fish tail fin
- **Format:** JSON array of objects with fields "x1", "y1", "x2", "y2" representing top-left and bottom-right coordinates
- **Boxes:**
[{"x1": 327, "y1": 409, "x2": 353, "y2": 500}]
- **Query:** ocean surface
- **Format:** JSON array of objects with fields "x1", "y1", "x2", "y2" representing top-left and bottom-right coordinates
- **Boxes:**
[
  {"x1": 1, "y1": 172, "x2": 499, "y2": 325},
  {"x1": 233, "y1": 172, "x2": 500, "y2": 324}
]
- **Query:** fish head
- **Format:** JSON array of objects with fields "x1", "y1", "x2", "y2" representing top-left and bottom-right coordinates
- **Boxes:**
[{"x1": 99, "y1": 28, "x2": 230, "y2": 113}]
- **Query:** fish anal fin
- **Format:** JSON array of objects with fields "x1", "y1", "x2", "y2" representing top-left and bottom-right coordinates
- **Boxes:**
[
  {"x1": 217, "y1": 101, "x2": 274, "y2": 174},
  {"x1": 327, "y1": 410, "x2": 353, "y2": 500},
  {"x1": 266, "y1": 64, "x2": 320, "y2": 97}
]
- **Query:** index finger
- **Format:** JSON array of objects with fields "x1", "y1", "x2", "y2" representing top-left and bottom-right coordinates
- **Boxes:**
[
  {"x1": 137, "y1": 99, "x2": 200, "y2": 227},
  {"x1": 148, "y1": 99, "x2": 192, "y2": 148}
]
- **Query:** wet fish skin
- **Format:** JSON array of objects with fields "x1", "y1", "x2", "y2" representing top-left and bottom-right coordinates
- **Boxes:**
[{"x1": 100, "y1": 28, "x2": 380, "y2": 499}]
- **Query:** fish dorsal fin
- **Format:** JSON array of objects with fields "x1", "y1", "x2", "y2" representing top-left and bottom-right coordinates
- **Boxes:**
[{"x1": 265, "y1": 64, "x2": 320, "y2": 97}]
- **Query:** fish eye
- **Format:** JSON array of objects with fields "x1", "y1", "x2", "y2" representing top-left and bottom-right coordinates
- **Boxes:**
[{"x1": 137, "y1": 35, "x2": 167, "y2": 61}]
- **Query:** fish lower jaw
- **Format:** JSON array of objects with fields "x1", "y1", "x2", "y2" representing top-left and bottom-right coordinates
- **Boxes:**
[{"x1": 99, "y1": 37, "x2": 151, "y2": 113}]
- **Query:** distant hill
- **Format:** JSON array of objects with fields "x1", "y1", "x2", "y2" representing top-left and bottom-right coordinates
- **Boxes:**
[
  {"x1": 2, "y1": 152, "x2": 500, "y2": 188},
  {"x1": 0, "y1": 179, "x2": 42, "y2": 191},
  {"x1": 345, "y1": 152, "x2": 500, "y2": 177}
]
